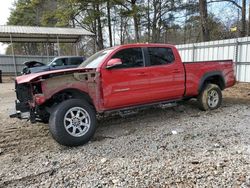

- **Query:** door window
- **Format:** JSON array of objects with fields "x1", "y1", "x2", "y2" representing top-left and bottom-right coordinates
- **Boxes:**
[
  {"x1": 111, "y1": 48, "x2": 144, "y2": 69},
  {"x1": 69, "y1": 57, "x2": 83, "y2": 65},
  {"x1": 52, "y1": 58, "x2": 67, "y2": 66},
  {"x1": 148, "y1": 47, "x2": 175, "y2": 66}
]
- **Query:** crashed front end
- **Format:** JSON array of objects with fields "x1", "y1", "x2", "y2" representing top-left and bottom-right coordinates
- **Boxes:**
[
  {"x1": 10, "y1": 68, "x2": 99, "y2": 123},
  {"x1": 10, "y1": 80, "x2": 44, "y2": 123}
]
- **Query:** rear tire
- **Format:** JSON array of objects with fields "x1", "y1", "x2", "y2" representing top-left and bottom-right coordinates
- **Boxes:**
[
  {"x1": 198, "y1": 84, "x2": 222, "y2": 111},
  {"x1": 49, "y1": 99, "x2": 97, "y2": 146}
]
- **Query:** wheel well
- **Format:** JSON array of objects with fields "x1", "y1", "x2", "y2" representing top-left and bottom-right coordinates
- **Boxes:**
[
  {"x1": 200, "y1": 74, "x2": 225, "y2": 92},
  {"x1": 43, "y1": 89, "x2": 95, "y2": 111}
]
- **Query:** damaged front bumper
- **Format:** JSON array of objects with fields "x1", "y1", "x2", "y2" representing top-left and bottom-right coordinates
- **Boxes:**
[
  {"x1": 9, "y1": 100, "x2": 36, "y2": 123},
  {"x1": 10, "y1": 81, "x2": 37, "y2": 123},
  {"x1": 9, "y1": 109, "x2": 30, "y2": 119}
]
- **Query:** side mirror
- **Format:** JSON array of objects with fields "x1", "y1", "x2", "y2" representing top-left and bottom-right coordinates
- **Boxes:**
[{"x1": 106, "y1": 58, "x2": 122, "y2": 69}]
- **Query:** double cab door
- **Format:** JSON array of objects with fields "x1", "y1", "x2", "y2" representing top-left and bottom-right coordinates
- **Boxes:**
[{"x1": 101, "y1": 46, "x2": 185, "y2": 110}]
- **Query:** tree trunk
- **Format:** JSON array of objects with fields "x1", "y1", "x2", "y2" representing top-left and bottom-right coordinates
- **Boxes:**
[
  {"x1": 157, "y1": 0, "x2": 162, "y2": 43},
  {"x1": 199, "y1": 0, "x2": 210, "y2": 41},
  {"x1": 107, "y1": 0, "x2": 113, "y2": 47},
  {"x1": 131, "y1": 0, "x2": 140, "y2": 42},
  {"x1": 120, "y1": 11, "x2": 124, "y2": 44},
  {"x1": 241, "y1": 0, "x2": 246, "y2": 37},
  {"x1": 151, "y1": 0, "x2": 158, "y2": 42},
  {"x1": 96, "y1": 4, "x2": 104, "y2": 50},
  {"x1": 92, "y1": 4, "x2": 97, "y2": 52},
  {"x1": 133, "y1": 12, "x2": 140, "y2": 42},
  {"x1": 147, "y1": 0, "x2": 150, "y2": 42}
]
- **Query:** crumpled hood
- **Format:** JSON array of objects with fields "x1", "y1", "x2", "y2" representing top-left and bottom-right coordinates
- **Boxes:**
[{"x1": 16, "y1": 67, "x2": 91, "y2": 84}]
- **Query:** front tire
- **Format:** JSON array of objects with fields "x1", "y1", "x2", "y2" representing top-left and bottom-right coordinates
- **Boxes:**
[
  {"x1": 49, "y1": 99, "x2": 97, "y2": 146},
  {"x1": 198, "y1": 84, "x2": 222, "y2": 111}
]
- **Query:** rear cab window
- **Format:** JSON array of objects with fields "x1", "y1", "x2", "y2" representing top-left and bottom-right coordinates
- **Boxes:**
[{"x1": 148, "y1": 47, "x2": 175, "y2": 66}]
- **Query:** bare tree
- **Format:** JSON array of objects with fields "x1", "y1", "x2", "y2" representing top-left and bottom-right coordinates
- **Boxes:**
[
  {"x1": 131, "y1": 0, "x2": 140, "y2": 42},
  {"x1": 208, "y1": 0, "x2": 247, "y2": 37},
  {"x1": 147, "y1": 0, "x2": 151, "y2": 42},
  {"x1": 107, "y1": 0, "x2": 113, "y2": 47},
  {"x1": 241, "y1": 0, "x2": 246, "y2": 36},
  {"x1": 199, "y1": 0, "x2": 210, "y2": 41},
  {"x1": 96, "y1": 3, "x2": 104, "y2": 50}
]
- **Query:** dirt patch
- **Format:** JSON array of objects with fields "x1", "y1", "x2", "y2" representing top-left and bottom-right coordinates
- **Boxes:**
[
  {"x1": 223, "y1": 82, "x2": 250, "y2": 104},
  {"x1": 0, "y1": 76, "x2": 15, "y2": 83}
]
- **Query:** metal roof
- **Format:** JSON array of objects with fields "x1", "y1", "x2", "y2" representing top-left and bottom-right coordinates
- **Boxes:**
[{"x1": 0, "y1": 25, "x2": 94, "y2": 43}]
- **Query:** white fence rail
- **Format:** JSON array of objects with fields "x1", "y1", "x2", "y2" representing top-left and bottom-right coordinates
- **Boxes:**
[{"x1": 176, "y1": 37, "x2": 250, "y2": 82}]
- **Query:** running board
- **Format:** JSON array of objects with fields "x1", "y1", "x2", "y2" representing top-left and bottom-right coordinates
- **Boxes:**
[
  {"x1": 105, "y1": 99, "x2": 181, "y2": 117},
  {"x1": 159, "y1": 102, "x2": 177, "y2": 109},
  {"x1": 119, "y1": 109, "x2": 139, "y2": 117}
]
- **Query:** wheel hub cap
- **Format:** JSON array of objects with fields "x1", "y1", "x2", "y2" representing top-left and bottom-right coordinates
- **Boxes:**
[
  {"x1": 72, "y1": 118, "x2": 80, "y2": 126},
  {"x1": 64, "y1": 107, "x2": 91, "y2": 137},
  {"x1": 207, "y1": 90, "x2": 219, "y2": 108}
]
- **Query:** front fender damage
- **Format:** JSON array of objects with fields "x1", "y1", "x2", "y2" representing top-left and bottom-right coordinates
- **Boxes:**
[{"x1": 10, "y1": 68, "x2": 99, "y2": 123}]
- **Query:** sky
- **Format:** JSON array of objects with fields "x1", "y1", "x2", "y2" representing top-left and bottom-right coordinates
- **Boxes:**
[{"x1": 0, "y1": 0, "x2": 15, "y2": 54}]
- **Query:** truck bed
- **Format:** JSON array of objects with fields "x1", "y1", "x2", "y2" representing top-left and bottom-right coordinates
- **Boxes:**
[{"x1": 184, "y1": 60, "x2": 236, "y2": 96}]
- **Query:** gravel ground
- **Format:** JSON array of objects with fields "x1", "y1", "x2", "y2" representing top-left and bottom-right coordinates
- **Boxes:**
[{"x1": 0, "y1": 82, "x2": 250, "y2": 187}]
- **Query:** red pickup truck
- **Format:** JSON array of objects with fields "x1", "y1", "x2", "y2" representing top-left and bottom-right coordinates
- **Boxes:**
[{"x1": 11, "y1": 43, "x2": 236, "y2": 146}]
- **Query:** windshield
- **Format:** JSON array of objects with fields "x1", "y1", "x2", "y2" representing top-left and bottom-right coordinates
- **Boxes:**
[
  {"x1": 46, "y1": 57, "x2": 57, "y2": 65},
  {"x1": 79, "y1": 48, "x2": 114, "y2": 68}
]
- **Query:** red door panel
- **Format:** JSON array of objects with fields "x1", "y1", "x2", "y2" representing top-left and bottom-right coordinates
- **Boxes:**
[
  {"x1": 146, "y1": 47, "x2": 185, "y2": 101},
  {"x1": 101, "y1": 47, "x2": 151, "y2": 109},
  {"x1": 147, "y1": 63, "x2": 185, "y2": 101},
  {"x1": 101, "y1": 67, "x2": 151, "y2": 109}
]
